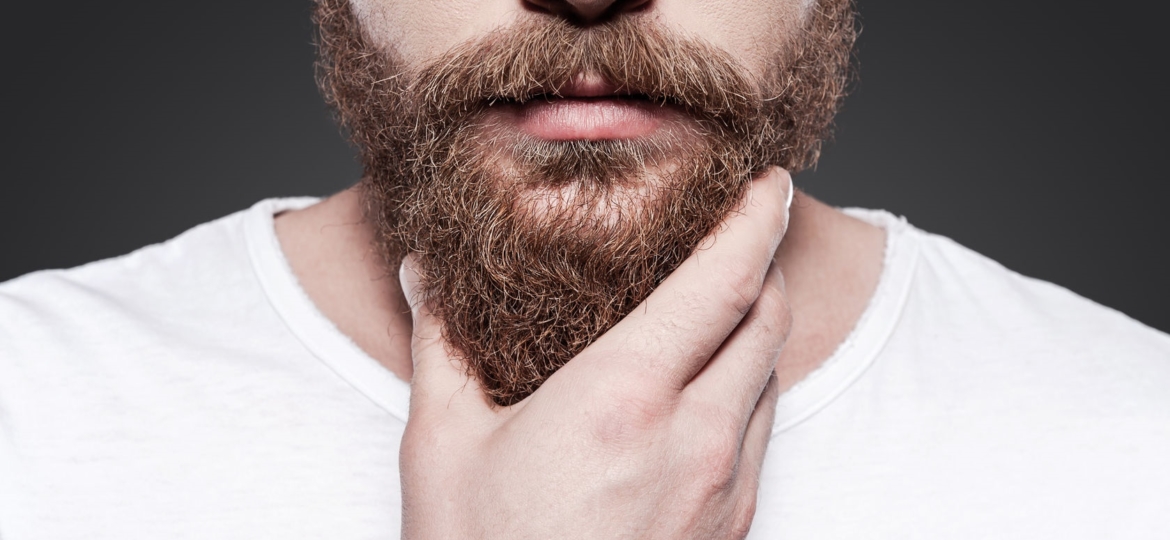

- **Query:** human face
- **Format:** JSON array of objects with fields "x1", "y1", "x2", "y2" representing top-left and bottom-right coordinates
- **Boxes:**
[
  {"x1": 350, "y1": 0, "x2": 813, "y2": 61},
  {"x1": 349, "y1": 0, "x2": 816, "y2": 128},
  {"x1": 314, "y1": 0, "x2": 854, "y2": 405}
]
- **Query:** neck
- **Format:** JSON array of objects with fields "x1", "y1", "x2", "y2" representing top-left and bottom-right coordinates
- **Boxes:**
[{"x1": 274, "y1": 185, "x2": 885, "y2": 393}]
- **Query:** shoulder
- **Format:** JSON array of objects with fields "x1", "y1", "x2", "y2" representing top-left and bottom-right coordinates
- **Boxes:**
[
  {"x1": 875, "y1": 221, "x2": 1170, "y2": 417},
  {"x1": 912, "y1": 226, "x2": 1170, "y2": 355},
  {"x1": 764, "y1": 215, "x2": 1170, "y2": 538},
  {"x1": 0, "y1": 199, "x2": 305, "y2": 361}
]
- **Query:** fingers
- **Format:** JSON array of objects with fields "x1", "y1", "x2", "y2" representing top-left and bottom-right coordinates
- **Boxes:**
[
  {"x1": 685, "y1": 259, "x2": 791, "y2": 421},
  {"x1": 737, "y1": 372, "x2": 781, "y2": 480},
  {"x1": 582, "y1": 167, "x2": 794, "y2": 391},
  {"x1": 400, "y1": 256, "x2": 493, "y2": 422}
]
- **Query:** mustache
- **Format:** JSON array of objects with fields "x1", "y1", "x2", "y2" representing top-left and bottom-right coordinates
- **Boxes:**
[
  {"x1": 316, "y1": 0, "x2": 856, "y2": 181},
  {"x1": 395, "y1": 17, "x2": 764, "y2": 130},
  {"x1": 312, "y1": 0, "x2": 856, "y2": 404}
]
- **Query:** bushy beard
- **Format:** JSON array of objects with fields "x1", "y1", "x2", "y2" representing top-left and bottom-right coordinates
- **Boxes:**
[{"x1": 313, "y1": 0, "x2": 856, "y2": 405}]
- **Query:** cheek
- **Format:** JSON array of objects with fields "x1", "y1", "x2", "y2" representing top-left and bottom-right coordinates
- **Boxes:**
[
  {"x1": 349, "y1": 0, "x2": 812, "y2": 76},
  {"x1": 652, "y1": 0, "x2": 811, "y2": 77},
  {"x1": 349, "y1": 0, "x2": 526, "y2": 64}
]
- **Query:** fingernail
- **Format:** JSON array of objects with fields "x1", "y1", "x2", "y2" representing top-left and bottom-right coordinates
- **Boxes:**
[
  {"x1": 783, "y1": 175, "x2": 795, "y2": 233},
  {"x1": 785, "y1": 175, "x2": 795, "y2": 212},
  {"x1": 398, "y1": 255, "x2": 421, "y2": 314}
]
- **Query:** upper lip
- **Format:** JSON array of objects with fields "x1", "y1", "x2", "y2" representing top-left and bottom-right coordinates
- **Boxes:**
[
  {"x1": 557, "y1": 72, "x2": 621, "y2": 98},
  {"x1": 504, "y1": 72, "x2": 659, "y2": 104}
]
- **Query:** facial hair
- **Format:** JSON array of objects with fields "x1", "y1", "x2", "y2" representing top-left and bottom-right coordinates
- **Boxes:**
[{"x1": 313, "y1": 0, "x2": 857, "y2": 406}]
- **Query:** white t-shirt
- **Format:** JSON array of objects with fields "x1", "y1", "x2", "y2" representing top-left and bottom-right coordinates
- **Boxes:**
[{"x1": 2, "y1": 198, "x2": 1168, "y2": 539}]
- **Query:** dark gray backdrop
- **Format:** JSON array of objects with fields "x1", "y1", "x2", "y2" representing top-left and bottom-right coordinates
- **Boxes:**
[{"x1": 4, "y1": 0, "x2": 1168, "y2": 332}]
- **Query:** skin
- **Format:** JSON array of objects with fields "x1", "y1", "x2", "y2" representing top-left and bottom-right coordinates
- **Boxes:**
[
  {"x1": 352, "y1": 0, "x2": 810, "y2": 79},
  {"x1": 398, "y1": 171, "x2": 794, "y2": 539},
  {"x1": 277, "y1": 1, "x2": 885, "y2": 537},
  {"x1": 277, "y1": 183, "x2": 882, "y2": 395}
]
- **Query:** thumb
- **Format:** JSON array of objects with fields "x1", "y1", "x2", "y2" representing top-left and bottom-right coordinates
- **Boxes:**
[{"x1": 400, "y1": 255, "x2": 491, "y2": 420}]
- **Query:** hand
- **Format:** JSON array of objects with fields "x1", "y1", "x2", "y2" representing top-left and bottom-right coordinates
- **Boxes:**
[{"x1": 398, "y1": 168, "x2": 795, "y2": 540}]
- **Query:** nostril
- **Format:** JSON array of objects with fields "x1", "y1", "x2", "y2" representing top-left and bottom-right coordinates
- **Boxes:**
[
  {"x1": 618, "y1": 0, "x2": 653, "y2": 14},
  {"x1": 564, "y1": 0, "x2": 616, "y2": 20},
  {"x1": 522, "y1": 0, "x2": 653, "y2": 24},
  {"x1": 523, "y1": 0, "x2": 559, "y2": 15}
]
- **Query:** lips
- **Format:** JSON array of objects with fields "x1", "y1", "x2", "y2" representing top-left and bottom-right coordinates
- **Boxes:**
[
  {"x1": 500, "y1": 73, "x2": 675, "y2": 141},
  {"x1": 517, "y1": 96, "x2": 665, "y2": 140}
]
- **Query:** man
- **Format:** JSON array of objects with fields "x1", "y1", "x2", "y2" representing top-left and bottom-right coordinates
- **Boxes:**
[{"x1": 1, "y1": 0, "x2": 1167, "y2": 538}]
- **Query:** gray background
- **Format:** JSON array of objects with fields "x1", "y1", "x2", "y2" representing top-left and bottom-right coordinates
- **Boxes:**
[{"x1": 3, "y1": 0, "x2": 1168, "y2": 332}]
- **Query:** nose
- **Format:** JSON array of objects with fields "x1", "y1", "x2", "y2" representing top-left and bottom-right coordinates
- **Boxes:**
[{"x1": 525, "y1": 0, "x2": 652, "y2": 24}]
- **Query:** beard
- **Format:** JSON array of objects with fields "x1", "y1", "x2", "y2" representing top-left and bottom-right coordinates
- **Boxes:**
[{"x1": 313, "y1": 0, "x2": 856, "y2": 406}]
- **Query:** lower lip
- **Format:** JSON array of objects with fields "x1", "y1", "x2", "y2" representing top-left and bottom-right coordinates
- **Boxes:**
[{"x1": 515, "y1": 98, "x2": 665, "y2": 141}]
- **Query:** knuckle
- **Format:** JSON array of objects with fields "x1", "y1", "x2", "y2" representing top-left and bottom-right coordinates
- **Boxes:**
[
  {"x1": 588, "y1": 384, "x2": 673, "y2": 446},
  {"x1": 752, "y1": 282, "x2": 788, "y2": 321},
  {"x1": 688, "y1": 429, "x2": 740, "y2": 496},
  {"x1": 410, "y1": 336, "x2": 450, "y2": 369},
  {"x1": 750, "y1": 283, "x2": 793, "y2": 344},
  {"x1": 697, "y1": 448, "x2": 739, "y2": 496},
  {"x1": 730, "y1": 491, "x2": 760, "y2": 539},
  {"x1": 400, "y1": 421, "x2": 445, "y2": 464},
  {"x1": 720, "y1": 262, "x2": 764, "y2": 318}
]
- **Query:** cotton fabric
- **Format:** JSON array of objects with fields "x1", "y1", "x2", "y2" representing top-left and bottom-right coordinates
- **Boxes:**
[{"x1": 2, "y1": 199, "x2": 1167, "y2": 538}]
